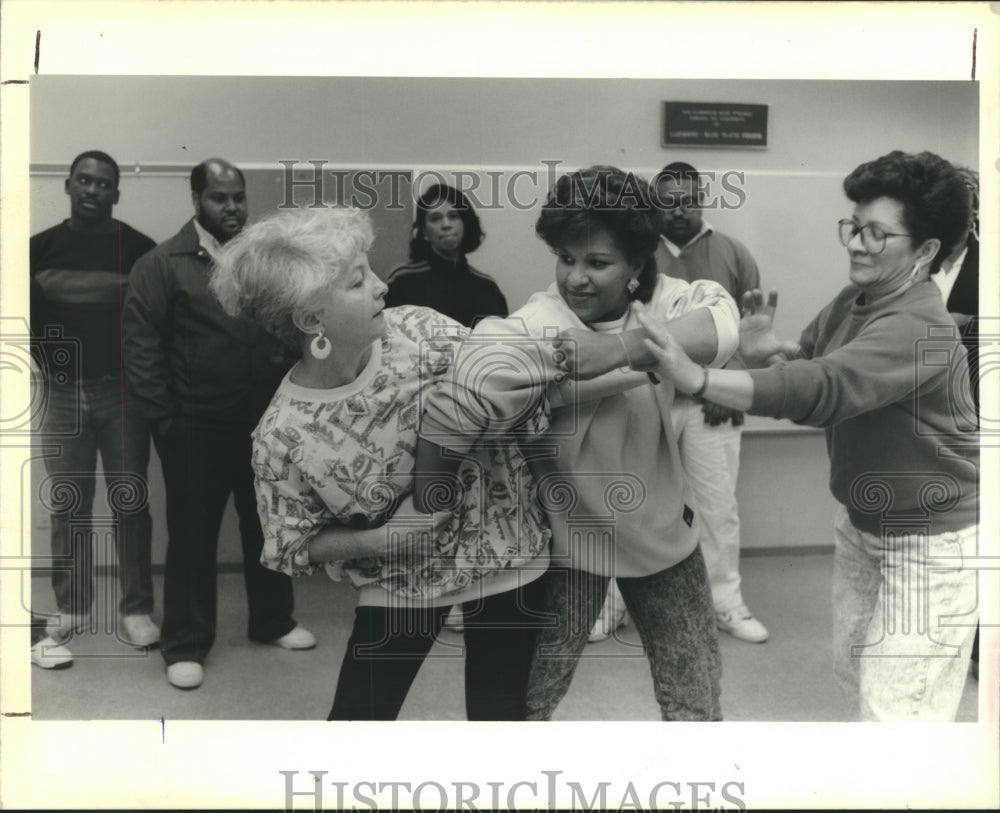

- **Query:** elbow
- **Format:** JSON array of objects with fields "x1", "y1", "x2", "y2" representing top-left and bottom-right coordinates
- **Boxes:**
[{"x1": 687, "y1": 335, "x2": 720, "y2": 367}]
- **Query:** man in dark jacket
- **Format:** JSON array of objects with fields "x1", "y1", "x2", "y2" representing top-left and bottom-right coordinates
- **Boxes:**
[{"x1": 124, "y1": 158, "x2": 315, "y2": 690}]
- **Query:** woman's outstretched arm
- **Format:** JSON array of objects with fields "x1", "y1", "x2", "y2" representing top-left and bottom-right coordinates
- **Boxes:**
[{"x1": 637, "y1": 305, "x2": 755, "y2": 411}]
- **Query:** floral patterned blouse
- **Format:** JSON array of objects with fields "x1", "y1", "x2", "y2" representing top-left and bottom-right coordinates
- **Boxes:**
[{"x1": 251, "y1": 305, "x2": 551, "y2": 601}]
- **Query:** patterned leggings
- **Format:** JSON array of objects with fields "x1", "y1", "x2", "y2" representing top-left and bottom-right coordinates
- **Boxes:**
[{"x1": 526, "y1": 547, "x2": 723, "y2": 721}]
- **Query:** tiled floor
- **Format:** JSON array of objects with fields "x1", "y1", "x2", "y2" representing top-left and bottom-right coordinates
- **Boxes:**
[{"x1": 29, "y1": 553, "x2": 979, "y2": 722}]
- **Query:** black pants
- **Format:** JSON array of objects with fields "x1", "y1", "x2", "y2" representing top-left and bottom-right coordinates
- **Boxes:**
[
  {"x1": 154, "y1": 418, "x2": 296, "y2": 665},
  {"x1": 328, "y1": 576, "x2": 547, "y2": 720}
]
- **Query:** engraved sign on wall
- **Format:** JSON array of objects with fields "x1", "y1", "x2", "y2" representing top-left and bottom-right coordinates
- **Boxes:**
[{"x1": 662, "y1": 102, "x2": 768, "y2": 148}]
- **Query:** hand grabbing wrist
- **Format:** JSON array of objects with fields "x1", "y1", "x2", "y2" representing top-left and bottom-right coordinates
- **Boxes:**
[
  {"x1": 690, "y1": 366, "x2": 709, "y2": 397},
  {"x1": 616, "y1": 332, "x2": 633, "y2": 369}
]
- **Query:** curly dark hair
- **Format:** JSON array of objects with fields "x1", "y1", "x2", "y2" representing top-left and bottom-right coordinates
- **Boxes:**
[
  {"x1": 842, "y1": 151, "x2": 971, "y2": 274},
  {"x1": 408, "y1": 183, "x2": 485, "y2": 261},
  {"x1": 955, "y1": 166, "x2": 979, "y2": 244},
  {"x1": 535, "y1": 165, "x2": 661, "y2": 303}
]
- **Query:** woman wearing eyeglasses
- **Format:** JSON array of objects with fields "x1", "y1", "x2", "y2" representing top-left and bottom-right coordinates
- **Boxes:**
[{"x1": 636, "y1": 150, "x2": 979, "y2": 721}]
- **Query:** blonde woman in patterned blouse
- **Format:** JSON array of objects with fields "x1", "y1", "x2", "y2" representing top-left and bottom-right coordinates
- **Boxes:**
[{"x1": 210, "y1": 206, "x2": 552, "y2": 720}]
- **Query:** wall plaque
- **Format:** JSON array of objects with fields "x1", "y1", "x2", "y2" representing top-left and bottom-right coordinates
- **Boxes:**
[{"x1": 662, "y1": 102, "x2": 768, "y2": 148}]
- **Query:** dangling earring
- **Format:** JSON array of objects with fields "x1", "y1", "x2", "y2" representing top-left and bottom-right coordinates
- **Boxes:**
[
  {"x1": 626, "y1": 278, "x2": 639, "y2": 295},
  {"x1": 310, "y1": 331, "x2": 331, "y2": 360}
]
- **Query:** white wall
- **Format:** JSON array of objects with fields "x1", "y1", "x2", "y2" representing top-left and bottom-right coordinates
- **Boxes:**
[
  {"x1": 29, "y1": 76, "x2": 978, "y2": 327},
  {"x1": 26, "y1": 76, "x2": 979, "y2": 564}
]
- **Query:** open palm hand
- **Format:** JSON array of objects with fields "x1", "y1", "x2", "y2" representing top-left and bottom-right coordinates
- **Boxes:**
[{"x1": 739, "y1": 289, "x2": 800, "y2": 367}]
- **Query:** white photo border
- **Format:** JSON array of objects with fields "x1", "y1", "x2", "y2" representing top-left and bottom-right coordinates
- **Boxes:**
[{"x1": 1, "y1": 1, "x2": 997, "y2": 810}]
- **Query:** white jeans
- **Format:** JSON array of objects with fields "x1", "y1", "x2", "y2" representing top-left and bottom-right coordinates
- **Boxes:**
[
  {"x1": 832, "y1": 505, "x2": 979, "y2": 721},
  {"x1": 672, "y1": 397, "x2": 743, "y2": 612}
]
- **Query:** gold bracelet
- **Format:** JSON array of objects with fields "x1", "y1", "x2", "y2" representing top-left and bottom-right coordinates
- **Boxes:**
[
  {"x1": 616, "y1": 332, "x2": 633, "y2": 368},
  {"x1": 692, "y1": 366, "x2": 710, "y2": 397}
]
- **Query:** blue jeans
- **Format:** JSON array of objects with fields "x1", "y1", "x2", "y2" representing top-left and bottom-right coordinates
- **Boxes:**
[
  {"x1": 40, "y1": 377, "x2": 153, "y2": 617},
  {"x1": 526, "y1": 547, "x2": 722, "y2": 721},
  {"x1": 832, "y1": 505, "x2": 979, "y2": 721}
]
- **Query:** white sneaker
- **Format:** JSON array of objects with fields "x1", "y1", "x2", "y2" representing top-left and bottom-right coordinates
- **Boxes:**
[
  {"x1": 272, "y1": 624, "x2": 317, "y2": 650},
  {"x1": 441, "y1": 605, "x2": 465, "y2": 633},
  {"x1": 716, "y1": 604, "x2": 769, "y2": 643},
  {"x1": 588, "y1": 584, "x2": 629, "y2": 643},
  {"x1": 122, "y1": 614, "x2": 160, "y2": 648},
  {"x1": 31, "y1": 636, "x2": 74, "y2": 669},
  {"x1": 45, "y1": 613, "x2": 90, "y2": 644},
  {"x1": 167, "y1": 661, "x2": 204, "y2": 689}
]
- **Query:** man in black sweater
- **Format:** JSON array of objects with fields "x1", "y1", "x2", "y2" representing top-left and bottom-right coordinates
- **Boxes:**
[{"x1": 30, "y1": 150, "x2": 159, "y2": 668}]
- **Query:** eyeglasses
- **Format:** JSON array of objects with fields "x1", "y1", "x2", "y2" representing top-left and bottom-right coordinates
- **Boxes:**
[{"x1": 837, "y1": 219, "x2": 911, "y2": 254}]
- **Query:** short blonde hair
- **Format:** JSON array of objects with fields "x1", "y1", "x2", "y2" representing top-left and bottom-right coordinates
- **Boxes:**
[{"x1": 211, "y1": 207, "x2": 375, "y2": 349}]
